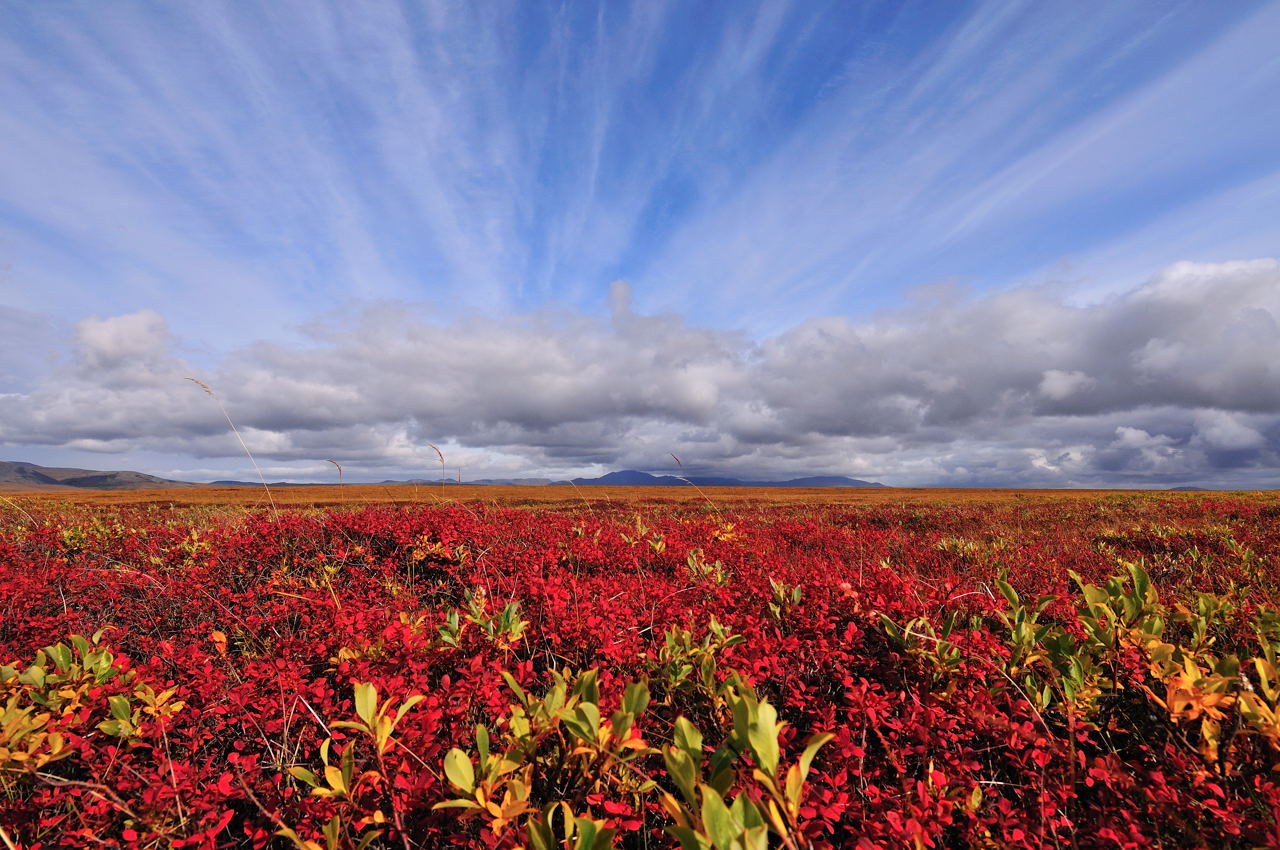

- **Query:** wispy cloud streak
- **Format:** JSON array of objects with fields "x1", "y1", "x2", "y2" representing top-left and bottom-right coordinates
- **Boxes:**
[{"x1": 3, "y1": 0, "x2": 1274, "y2": 341}]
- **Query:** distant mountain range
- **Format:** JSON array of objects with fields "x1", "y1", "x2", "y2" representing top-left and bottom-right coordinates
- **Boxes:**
[
  {"x1": 2, "y1": 461, "x2": 884, "y2": 491},
  {"x1": 377, "y1": 477, "x2": 556, "y2": 486},
  {"x1": 559, "y1": 470, "x2": 884, "y2": 487},
  {"x1": 0, "y1": 460, "x2": 197, "y2": 491},
  {"x1": 375, "y1": 470, "x2": 883, "y2": 487}
]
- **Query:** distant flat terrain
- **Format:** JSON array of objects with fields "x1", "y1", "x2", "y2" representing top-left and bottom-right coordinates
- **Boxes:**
[{"x1": 2, "y1": 483, "x2": 1274, "y2": 508}]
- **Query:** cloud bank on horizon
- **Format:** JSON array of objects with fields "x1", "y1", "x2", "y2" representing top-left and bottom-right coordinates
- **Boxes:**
[
  {"x1": 1, "y1": 1, "x2": 1278, "y2": 486},
  {"x1": 3, "y1": 259, "x2": 1279, "y2": 488}
]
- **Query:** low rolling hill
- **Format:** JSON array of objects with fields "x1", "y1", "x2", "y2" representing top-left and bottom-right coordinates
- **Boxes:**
[{"x1": 0, "y1": 461, "x2": 196, "y2": 491}]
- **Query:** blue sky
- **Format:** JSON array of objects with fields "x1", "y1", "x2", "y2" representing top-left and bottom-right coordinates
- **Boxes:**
[{"x1": 1, "y1": 1, "x2": 1279, "y2": 486}]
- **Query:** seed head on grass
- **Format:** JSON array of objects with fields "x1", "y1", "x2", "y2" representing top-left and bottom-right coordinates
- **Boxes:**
[
  {"x1": 671, "y1": 452, "x2": 717, "y2": 512},
  {"x1": 185, "y1": 377, "x2": 276, "y2": 514},
  {"x1": 428, "y1": 443, "x2": 446, "y2": 490}
]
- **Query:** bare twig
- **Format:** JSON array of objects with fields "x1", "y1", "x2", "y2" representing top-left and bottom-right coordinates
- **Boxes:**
[
  {"x1": 297, "y1": 694, "x2": 332, "y2": 737},
  {"x1": 0, "y1": 495, "x2": 39, "y2": 527},
  {"x1": 160, "y1": 724, "x2": 187, "y2": 829},
  {"x1": 34, "y1": 773, "x2": 143, "y2": 823}
]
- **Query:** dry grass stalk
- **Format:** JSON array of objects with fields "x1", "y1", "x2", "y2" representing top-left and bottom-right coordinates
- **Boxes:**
[
  {"x1": 185, "y1": 377, "x2": 276, "y2": 513},
  {"x1": 427, "y1": 443, "x2": 446, "y2": 493},
  {"x1": 670, "y1": 452, "x2": 718, "y2": 513}
]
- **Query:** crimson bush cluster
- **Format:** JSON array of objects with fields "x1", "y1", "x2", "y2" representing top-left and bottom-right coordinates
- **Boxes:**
[{"x1": 1, "y1": 493, "x2": 1279, "y2": 848}]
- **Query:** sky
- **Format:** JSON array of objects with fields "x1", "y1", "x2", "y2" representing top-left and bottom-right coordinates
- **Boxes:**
[{"x1": 1, "y1": 0, "x2": 1279, "y2": 487}]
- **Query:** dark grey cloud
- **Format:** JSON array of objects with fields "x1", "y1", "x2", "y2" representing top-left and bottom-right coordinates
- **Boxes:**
[{"x1": 1, "y1": 260, "x2": 1278, "y2": 487}]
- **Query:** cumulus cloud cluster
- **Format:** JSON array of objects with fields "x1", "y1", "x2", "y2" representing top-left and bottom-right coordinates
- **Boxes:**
[{"x1": 2, "y1": 260, "x2": 1278, "y2": 487}]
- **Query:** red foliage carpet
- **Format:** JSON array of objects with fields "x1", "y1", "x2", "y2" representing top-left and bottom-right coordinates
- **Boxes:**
[{"x1": 2, "y1": 494, "x2": 1279, "y2": 848}]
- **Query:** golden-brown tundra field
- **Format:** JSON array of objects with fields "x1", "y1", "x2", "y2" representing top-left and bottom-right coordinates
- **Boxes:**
[
  {"x1": 2, "y1": 485, "x2": 1280, "y2": 848},
  {"x1": 6, "y1": 481, "x2": 1276, "y2": 508}
]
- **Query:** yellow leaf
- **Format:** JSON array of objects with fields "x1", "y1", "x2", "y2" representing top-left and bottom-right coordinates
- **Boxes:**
[
  {"x1": 658, "y1": 792, "x2": 686, "y2": 824},
  {"x1": 324, "y1": 765, "x2": 347, "y2": 793}
]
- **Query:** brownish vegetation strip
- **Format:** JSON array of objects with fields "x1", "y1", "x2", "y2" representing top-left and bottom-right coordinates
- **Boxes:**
[{"x1": 3, "y1": 483, "x2": 1276, "y2": 509}]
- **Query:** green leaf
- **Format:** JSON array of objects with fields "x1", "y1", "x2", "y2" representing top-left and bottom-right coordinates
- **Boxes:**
[
  {"x1": 700, "y1": 654, "x2": 716, "y2": 691},
  {"x1": 708, "y1": 743, "x2": 736, "y2": 790},
  {"x1": 274, "y1": 827, "x2": 312, "y2": 850},
  {"x1": 287, "y1": 766, "x2": 321, "y2": 788},
  {"x1": 589, "y1": 825, "x2": 617, "y2": 850},
  {"x1": 1131, "y1": 563, "x2": 1152, "y2": 601},
  {"x1": 546, "y1": 676, "x2": 568, "y2": 713},
  {"x1": 674, "y1": 716, "x2": 703, "y2": 763},
  {"x1": 509, "y1": 707, "x2": 531, "y2": 739},
  {"x1": 552, "y1": 801, "x2": 576, "y2": 842},
  {"x1": 323, "y1": 815, "x2": 341, "y2": 850},
  {"x1": 476, "y1": 724, "x2": 490, "y2": 764},
  {"x1": 394, "y1": 693, "x2": 424, "y2": 725},
  {"x1": 610, "y1": 709, "x2": 634, "y2": 741},
  {"x1": 708, "y1": 763, "x2": 736, "y2": 798},
  {"x1": 20, "y1": 664, "x2": 46, "y2": 688},
  {"x1": 573, "y1": 818, "x2": 598, "y2": 850},
  {"x1": 573, "y1": 702, "x2": 601, "y2": 739},
  {"x1": 355, "y1": 831, "x2": 385, "y2": 850},
  {"x1": 997, "y1": 577, "x2": 1019, "y2": 607},
  {"x1": 785, "y1": 764, "x2": 804, "y2": 810},
  {"x1": 664, "y1": 747, "x2": 698, "y2": 803},
  {"x1": 501, "y1": 671, "x2": 528, "y2": 707},
  {"x1": 432, "y1": 799, "x2": 483, "y2": 810},
  {"x1": 623, "y1": 680, "x2": 650, "y2": 716},
  {"x1": 878, "y1": 613, "x2": 902, "y2": 642},
  {"x1": 69, "y1": 634, "x2": 91, "y2": 658},
  {"x1": 86, "y1": 648, "x2": 114, "y2": 679},
  {"x1": 699, "y1": 785, "x2": 739, "y2": 850},
  {"x1": 527, "y1": 820, "x2": 555, "y2": 850},
  {"x1": 340, "y1": 739, "x2": 356, "y2": 788},
  {"x1": 46, "y1": 643, "x2": 73, "y2": 672},
  {"x1": 354, "y1": 682, "x2": 377, "y2": 726},
  {"x1": 741, "y1": 824, "x2": 769, "y2": 850},
  {"x1": 798, "y1": 731, "x2": 834, "y2": 780},
  {"x1": 666, "y1": 825, "x2": 710, "y2": 850},
  {"x1": 96, "y1": 718, "x2": 129, "y2": 737},
  {"x1": 730, "y1": 794, "x2": 765, "y2": 830},
  {"x1": 108, "y1": 694, "x2": 133, "y2": 723},
  {"x1": 444, "y1": 748, "x2": 475, "y2": 793},
  {"x1": 575, "y1": 669, "x2": 600, "y2": 705},
  {"x1": 746, "y1": 700, "x2": 780, "y2": 776}
]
